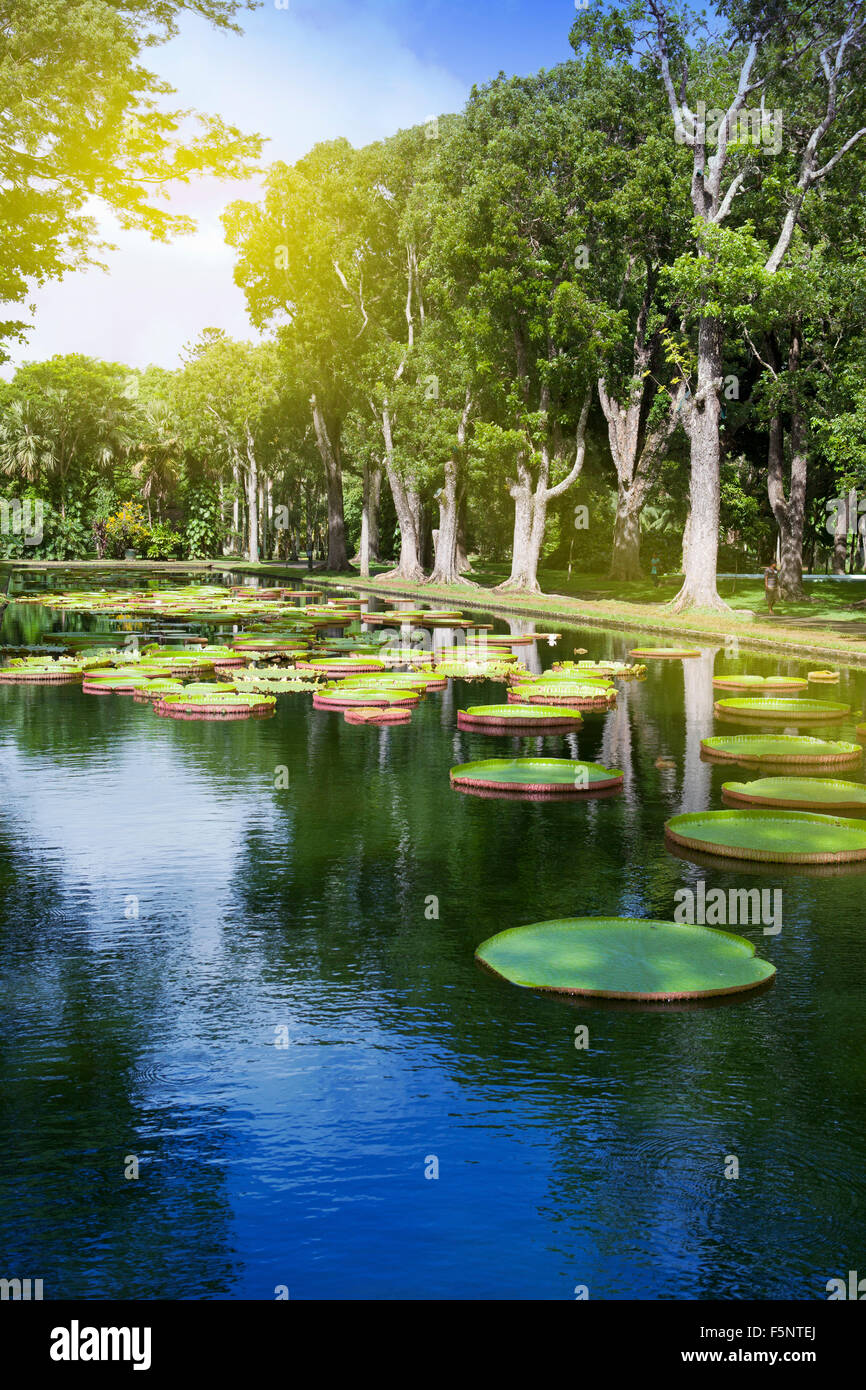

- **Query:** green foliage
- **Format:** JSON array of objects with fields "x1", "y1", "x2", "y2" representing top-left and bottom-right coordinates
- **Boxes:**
[
  {"x1": 144, "y1": 521, "x2": 183, "y2": 560},
  {"x1": 0, "y1": 0, "x2": 261, "y2": 360},
  {"x1": 184, "y1": 483, "x2": 224, "y2": 560}
]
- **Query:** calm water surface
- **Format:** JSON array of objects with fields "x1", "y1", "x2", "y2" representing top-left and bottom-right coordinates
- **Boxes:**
[{"x1": 1, "y1": 574, "x2": 865, "y2": 1299}]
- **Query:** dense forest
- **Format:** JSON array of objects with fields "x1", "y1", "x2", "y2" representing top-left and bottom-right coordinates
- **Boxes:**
[{"x1": 3, "y1": 0, "x2": 866, "y2": 610}]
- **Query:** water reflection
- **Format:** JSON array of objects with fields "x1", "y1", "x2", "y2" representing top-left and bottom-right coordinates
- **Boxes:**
[{"x1": 1, "y1": 575, "x2": 866, "y2": 1297}]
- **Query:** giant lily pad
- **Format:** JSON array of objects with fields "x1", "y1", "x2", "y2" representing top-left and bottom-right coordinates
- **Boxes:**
[
  {"x1": 457, "y1": 703, "x2": 583, "y2": 731},
  {"x1": 344, "y1": 705, "x2": 412, "y2": 726},
  {"x1": 712, "y1": 674, "x2": 808, "y2": 691},
  {"x1": 722, "y1": 777, "x2": 866, "y2": 812},
  {"x1": 434, "y1": 660, "x2": 515, "y2": 680},
  {"x1": 345, "y1": 671, "x2": 446, "y2": 691},
  {"x1": 83, "y1": 668, "x2": 170, "y2": 693},
  {"x1": 312, "y1": 686, "x2": 420, "y2": 709},
  {"x1": 554, "y1": 659, "x2": 645, "y2": 679},
  {"x1": 665, "y1": 807, "x2": 866, "y2": 863},
  {"x1": 508, "y1": 681, "x2": 616, "y2": 708},
  {"x1": 508, "y1": 669, "x2": 612, "y2": 687},
  {"x1": 475, "y1": 918, "x2": 775, "y2": 1000},
  {"x1": 702, "y1": 734, "x2": 862, "y2": 767},
  {"x1": 295, "y1": 657, "x2": 386, "y2": 676},
  {"x1": 450, "y1": 758, "x2": 623, "y2": 796},
  {"x1": 714, "y1": 696, "x2": 851, "y2": 721},
  {"x1": 0, "y1": 658, "x2": 83, "y2": 683},
  {"x1": 156, "y1": 691, "x2": 276, "y2": 720},
  {"x1": 629, "y1": 647, "x2": 701, "y2": 658}
]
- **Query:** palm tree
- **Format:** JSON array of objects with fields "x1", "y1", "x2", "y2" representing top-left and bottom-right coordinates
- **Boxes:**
[
  {"x1": 0, "y1": 397, "x2": 54, "y2": 491},
  {"x1": 131, "y1": 402, "x2": 181, "y2": 523}
]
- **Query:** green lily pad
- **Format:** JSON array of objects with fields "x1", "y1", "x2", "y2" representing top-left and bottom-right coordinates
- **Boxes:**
[
  {"x1": 0, "y1": 658, "x2": 83, "y2": 682},
  {"x1": 702, "y1": 734, "x2": 862, "y2": 766},
  {"x1": 629, "y1": 647, "x2": 701, "y2": 658},
  {"x1": 297, "y1": 657, "x2": 386, "y2": 674},
  {"x1": 475, "y1": 918, "x2": 775, "y2": 1000},
  {"x1": 665, "y1": 808, "x2": 866, "y2": 863},
  {"x1": 344, "y1": 671, "x2": 444, "y2": 689},
  {"x1": 457, "y1": 703, "x2": 584, "y2": 730},
  {"x1": 715, "y1": 697, "x2": 851, "y2": 721},
  {"x1": 508, "y1": 681, "x2": 616, "y2": 706},
  {"x1": 555, "y1": 660, "x2": 645, "y2": 678},
  {"x1": 435, "y1": 660, "x2": 516, "y2": 679},
  {"x1": 511, "y1": 670, "x2": 612, "y2": 686},
  {"x1": 450, "y1": 758, "x2": 622, "y2": 794},
  {"x1": 722, "y1": 777, "x2": 866, "y2": 811},
  {"x1": 313, "y1": 686, "x2": 421, "y2": 708},
  {"x1": 712, "y1": 674, "x2": 809, "y2": 691}
]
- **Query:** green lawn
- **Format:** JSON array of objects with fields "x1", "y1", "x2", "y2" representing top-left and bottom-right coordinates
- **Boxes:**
[{"x1": 464, "y1": 565, "x2": 866, "y2": 626}]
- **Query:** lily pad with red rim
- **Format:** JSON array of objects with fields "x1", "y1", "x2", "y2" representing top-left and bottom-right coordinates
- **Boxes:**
[
  {"x1": 722, "y1": 776, "x2": 866, "y2": 812},
  {"x1": 457, "y1": 703, "x2": 583, "y2": 732},
  {"x1": 714, "y1": 696, "x2": 851, "y2": 721},
  {"x1": 712, "y1": 674, "x2": 808, "y2": 691},
  {"x1": 665, "y1": 807, "x2": 866, "y2": 863},
  {"x1": 450, "y1": 757, "x2": 623, "y2": 796},
  {"x1": 702, "y1": 734, "x2": 862, "y2": 767}
]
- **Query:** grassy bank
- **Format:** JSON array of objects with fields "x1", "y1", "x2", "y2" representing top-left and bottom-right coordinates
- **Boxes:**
[
  {"x1": 302, "y1": 565, "x2": 866, "y2": 667},
  {"x1": 7, "y1": 556, "x2": 866, "y2": 666}
]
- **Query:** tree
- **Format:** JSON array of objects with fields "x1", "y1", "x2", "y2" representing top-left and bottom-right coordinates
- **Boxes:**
[
  {"x1": 421, "y1": 70, "x2": 611, "y2": 593},
  {"x1": 175, "y1": 331, "x2": 282, "y2": 564},
  {"x1": 0, "y1": 0, "x2": 261, "y2": 359},
  {"x1": 0, "y1": 354, "x2": 133, "y2": 517},
  {"x1": 224, "y1": 139, "x2": 389, "y2": 571},
  {"x1": 574, "y1": 1, "x2": 866, "y2": 610},
  {"x1": 131, "y1": 402, "x2": 182, "y2": 524}
]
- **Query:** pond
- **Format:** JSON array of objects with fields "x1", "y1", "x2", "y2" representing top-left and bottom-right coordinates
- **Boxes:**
[{"x1": 1, "y1": 570, "x2": 864, "y2": 1299}]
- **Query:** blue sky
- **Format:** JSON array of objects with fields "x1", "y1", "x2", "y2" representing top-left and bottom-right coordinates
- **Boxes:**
[{"x1": 5, "y1": 0, "x2": 582, "y2": 374}]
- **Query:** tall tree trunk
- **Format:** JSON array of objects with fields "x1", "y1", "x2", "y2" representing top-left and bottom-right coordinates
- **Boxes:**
[
  {"x1": 766, "y1": 329, "x2": 807, "y2": 601},
  {"x1": 455, "y1": 507, "x2": 472, "y2": 574},
  {"x1": 496, "y1": 392, "x2": 592, "y2": 593},
  {"x1": 220, "y1": 480, "x2": 230, "y2": 556},
  {"x1": 310, "y1": 395, "x2": 348, "y2": 570},
  {"x1": 428, "y1": 391, "x2": 473, "y2": 585},
  {"x1": 499, "y1": 454, "x2": 540, "y2": 592},
  {"x1": 352, "y1": 464, "x2": 382, "y2": 574},
  {"x1": 832, "y1": 491, "x2": 850, "y2": 573},
  {"x1": 232, "y1": 460, "x2": 240, "y2": 551},
  {"x1": 368, "y1": 464, "x2": 381, "y2": 562},
  {"x1": 428, "y1": 459, "x2": 461, "y2": 584},
  {"x1": 768, "y1": 412, "x2": 808, "y2": 601},
  {"x1": 609, "y1": 481, "x2": 647, "y2": 581},
  {"x1": 681, "y1": 504, "x2": 691, "y2": 576},
  {"x1": 245, "y1": 429, "x2": 259, "y2": 565},
  {"x1": 599, "y1": 369, "x2": 685, "y2": 582},
  {"x1": 669, "y1": 318, "x2": 728, "y2": 611},
  {"x1": 380, "y1": 400, "x2": 425, "y2": 581}
]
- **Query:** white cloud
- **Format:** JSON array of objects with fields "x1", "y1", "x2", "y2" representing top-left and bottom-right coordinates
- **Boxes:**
[{"x1": 3, "y1": 7, "x2": 468, "y2": 375}]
